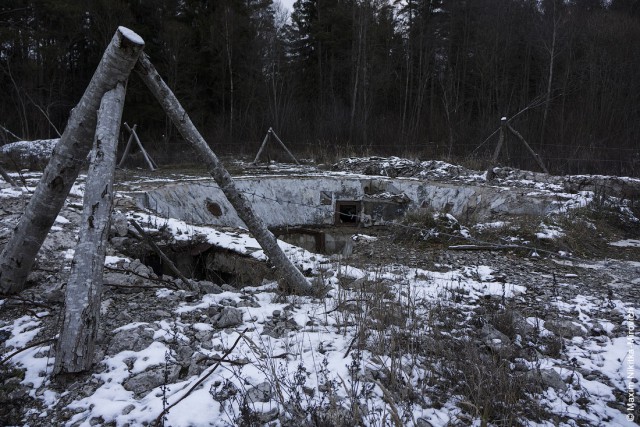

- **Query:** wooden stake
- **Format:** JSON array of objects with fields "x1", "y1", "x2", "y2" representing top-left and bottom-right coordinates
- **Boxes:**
[
  {"x1": 123, "y1": 122, "x2": 157, "y2": 170},
  {"x1": 54, "y1": 82, "x2": 126, "y2": 375},
  {"x1": 0, "y1": 27, "x2": 144, "y2": 295},
  {"x1": 135, "y1": 54, "x2": 313, "y2": 295},
  {"x1": 252, "y1": 128, "x2": 299, "y2": 165},
  {"x1": 0, "y1": 163, "x2": 17, "y2": 187},
  {"x1": 506, "y1": 123, "x2": 549, "y2": 174},
  {"x1": 492, "y1": 117, "x2": 507, "y2": 164},
  {"x1": 117, "y1": 123, "x2": 136, "y2": 168},
  {"x1": 269, "y1": 128, "x2": 300, "y2": 165},
  {"x1": 252, "y1": 131, "x2": 271, "y2": 165}
]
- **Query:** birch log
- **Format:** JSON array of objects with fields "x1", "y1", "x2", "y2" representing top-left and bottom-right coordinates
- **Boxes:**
[
  {"x1": 54, "y1": 83, "x2": 126, "y2": 375},
  {"x1": 0, "y1": 27, "x2": 144, "y2": 295},
  {"x1": 0, "y1": 163, "x2": 17, "y2": 187},
  {"x1": 134, "y1": 54, "x2": 313, "y2": 295}
]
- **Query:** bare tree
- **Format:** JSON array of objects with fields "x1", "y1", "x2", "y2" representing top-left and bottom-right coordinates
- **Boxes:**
[
  {"x1": 54, "y1": 82, "x2": 126, "y2": 375},
  {"x1": 0, "y1": 27, "x2": 144, "y2": 295},
  {"x1": 540, "y1": 0, "x2": 565, "y2": 147}
]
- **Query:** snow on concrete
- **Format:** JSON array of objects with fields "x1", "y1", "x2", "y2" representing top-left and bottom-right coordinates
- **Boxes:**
[{"x1": 134, "y1": 173, "x2": 583, "y2": 228}]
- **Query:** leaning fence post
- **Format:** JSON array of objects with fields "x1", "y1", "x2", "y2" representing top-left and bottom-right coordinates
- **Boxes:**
[
  {"x1": 117, "y1": 123, "x2": 137, "y2": 168},
  {"x1": 506, "y1": 123, "x2": 549, "y2": 174},
  {"x1": 54, "y1": 82, "x2": 126, "y2": 374},
  {"x1": 134, "y1": 54, "x2": 313, "y2": 295},
  {"x1": 0, "y1": 163, "x2": 17, "y2": 187},
  {"x1": 0, "y1": 27, "x2": 144, "y2": 295}
]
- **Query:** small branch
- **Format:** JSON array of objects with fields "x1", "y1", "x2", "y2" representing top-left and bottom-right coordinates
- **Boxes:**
[
  {"x1": 103, "y1": 282, "x2": 167, "y2": 290},
  {"x1": 0, "y1": 123, "x2": 22, "y2": 141},
  {"x1": 3, "y1": 295, "x2": 55, "y2": 310},
  {"x1": 322, "y1": 298, "x2": 367, "y2": 315},
  {"x1": 0, "y1": 338, "x2": 55, "y2": 366},
  {"x1": 23, "y1": 92, "x2": 61, "y2": 137},
  {"x1": 448, "y1": 244, "x2": 521, "y2": 251},
  {"x1": 153, "y1": 329, "x2": 247, "y2": 426},
  {"x1": 373, "y1": 379, "x2": 403, "y2": 427},
  {"x1": 104, "y1": 265, "x2": 179, "y2": 290}
]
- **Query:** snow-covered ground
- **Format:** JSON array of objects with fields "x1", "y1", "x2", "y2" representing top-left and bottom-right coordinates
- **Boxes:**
[{"x1": 1, "y1": 158, "x2": 639, "y2": 426}]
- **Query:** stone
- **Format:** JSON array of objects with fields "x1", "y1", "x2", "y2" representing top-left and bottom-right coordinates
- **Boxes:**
[
  {"x1": 481, "y1": 324, "x2": 512, "y2": 357},
  {"x1": 110, "y1": 211, "x2": 129, "y2": 237},
  {"x1": 246, "y1": 382, "x2": 272, "y2": 403},
  {"x1": 237, "y1": 300, "x2": 261, "y2": 308},
  {"x1": 175, "y1": 344, "x2": 195, "y2": 366},
  {"x1": 545, "y1": 319, "x2": 586, "y2": 338},
  {"x1": 215, "y1": 307, "x2": 243, "y2": 328},
  {"x1": 196, "y1": 281, "x2": 223, "y2": 294},
  {"x1": 108, "y1": 325, "x2": 155, "y2": 355},
  {"x1": 210, "y1": 381, "x2": 239, "y2": 402},
  {"x1": 123, "y1": 365, "x2": 180, "y2": 396},
  {"x1": 128, "y1": 259, "x2": 151, "y2": 278},
  {"x1": 121, "y1": 404, "x2": 135, "y2": 415},
  {"x1": 254, "y1": 407, "x2": 279, "y2": 423},
  {"x1": 527, "y1": 368, "x2": 567, "y2": 393}
]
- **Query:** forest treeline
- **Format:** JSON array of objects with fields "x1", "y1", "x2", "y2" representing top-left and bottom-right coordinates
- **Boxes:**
[{"x1": 1, "y1": 0, "x2": 639, "y2": 175}]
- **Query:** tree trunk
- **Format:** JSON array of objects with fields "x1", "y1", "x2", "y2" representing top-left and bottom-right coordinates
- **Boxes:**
[
  {"x1": 0, "y1": 27, "x2": 144, "y2": 295},
  {"x1": 540, "y1": 1, "x2": 560, "y2": 147},
  {"x1": 134, "y1": 54, "x2": 313, "y2": 295},
  {"x1": 54, "y1": 82, "x2": 126, "y2": 375}
]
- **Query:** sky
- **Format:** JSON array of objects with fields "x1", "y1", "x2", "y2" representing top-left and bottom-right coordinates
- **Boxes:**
[{"x1": 278, "y1": 0, "x2": 295, "y2": 12}]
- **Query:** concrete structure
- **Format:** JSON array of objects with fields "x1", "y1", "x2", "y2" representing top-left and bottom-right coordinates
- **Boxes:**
[{"x1": 133, "y1": 173, "x2": 572, "y2": 228}]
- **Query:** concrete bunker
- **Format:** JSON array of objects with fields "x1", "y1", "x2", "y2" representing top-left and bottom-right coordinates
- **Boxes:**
[{"x1": 129, "y1": 173, "x2": 572, "y2": 280}]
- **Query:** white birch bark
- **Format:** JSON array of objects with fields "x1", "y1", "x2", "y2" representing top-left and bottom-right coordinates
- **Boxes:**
[
  {"x1": 134, "y1": 54, "x2": 313, "y2": 295},
  {"x1": 0, "y1": 27, "x2": 144, "y2": 295},
  {"x1": 54, "y1": 82, "x2": 126, "y2": 374}
]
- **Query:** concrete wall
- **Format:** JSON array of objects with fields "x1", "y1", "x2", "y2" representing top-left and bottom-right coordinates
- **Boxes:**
[{"x1": 134, "y1": 174, "x2": 567, "y2": 228}]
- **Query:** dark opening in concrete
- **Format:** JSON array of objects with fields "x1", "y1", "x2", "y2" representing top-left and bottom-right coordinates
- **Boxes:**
[{"x1": 336, "y1": 201, "x2": 360, "y2": 225}]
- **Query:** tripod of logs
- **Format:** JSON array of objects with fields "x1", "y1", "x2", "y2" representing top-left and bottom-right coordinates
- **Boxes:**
[{"x1": 0, "y1": 27, "x2": 313, "y2": 376}]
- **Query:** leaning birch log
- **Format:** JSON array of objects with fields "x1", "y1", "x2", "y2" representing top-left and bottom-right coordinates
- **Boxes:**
[
  {"x1": 0, "y1": 27, "x2": 144, "y2": 295},
  {"x1": 134, "y1": 54, "x2": 313, "y2": 295},
  {"x1": 0, "y1": 163, "x2": 17, "y2": 187},
  {"x1": 270, "y1": 128, "x2": 300, "y2": 165},
  {"x1": 506, "y1": 123, "x2": 549, "y2": 174},
  {"x1": 486, "y1": 117, "x2": 507, "y2": 181},
  {"x1": 54, "y1": 83, "x2": 126, "y2": 374},
  {"x1": 123, "y1": 122, "x2": 157, "y2": 170},
  {"x1": 117, "y1": 123, "x2": 137, "y2": 168},
  {"x1": 252, "y1": 131, "x2": 271, "y2": 165}
]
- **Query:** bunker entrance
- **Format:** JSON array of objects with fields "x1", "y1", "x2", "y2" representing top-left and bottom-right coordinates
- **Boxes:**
[
  {"x1": 335, "y1": 201, "x2": 360, "y2": 225},
  {"x1": 273, "y1": 226, "x2": 358, "y2": 256}
]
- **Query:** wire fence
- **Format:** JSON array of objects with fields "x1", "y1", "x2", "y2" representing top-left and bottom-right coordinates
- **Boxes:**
[{"x1": 142, "y1": 136, "x2": 640, "y2": 177}]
